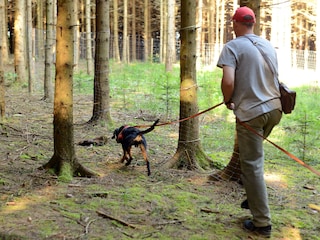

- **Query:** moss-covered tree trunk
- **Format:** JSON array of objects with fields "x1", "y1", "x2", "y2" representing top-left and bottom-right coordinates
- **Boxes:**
[
  {"x1": 163, "y1": 0, "x2": 211, "y2": 171},
  {"x1": 41, "y1": 0, "x2": 96, "y2": 179},
  {"x1": 88, "y1": 0, "x2": 112, "y2": 124}
]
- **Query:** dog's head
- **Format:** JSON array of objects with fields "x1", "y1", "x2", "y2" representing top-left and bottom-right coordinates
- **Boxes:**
[{"x1": 112, "y1": 126, "x2": 127, "y2": 142}]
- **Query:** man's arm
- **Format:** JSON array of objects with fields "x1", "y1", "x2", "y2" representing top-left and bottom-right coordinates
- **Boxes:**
[{"x1": 221, "y1": 65, "x2": 235, "y2": 109}]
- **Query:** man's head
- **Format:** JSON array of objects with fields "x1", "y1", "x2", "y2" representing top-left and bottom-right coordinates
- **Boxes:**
[
  {"x1": 232, "y1": 6, "x2": 255, "y2": 36},
  {"x1": 232, "y1": 6, "x2": 256, "y2": 23}
]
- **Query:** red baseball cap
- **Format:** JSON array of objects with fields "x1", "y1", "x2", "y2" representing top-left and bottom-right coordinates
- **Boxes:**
[{"x1": 232, "y1": 6, "x2": 256, "y2": 23}]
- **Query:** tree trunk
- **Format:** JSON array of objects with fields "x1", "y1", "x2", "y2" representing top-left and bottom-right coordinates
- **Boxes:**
[
  {"x1": 0, "y1": 61, "x2": 4, "y2": 120},
  {"x1": 317, "y1": 0, "x2": 320, "y2": 77},
  {"x1": 0, "y1": 0, "x2": 5, "y2": 120},
  {"x1": 131, "y1": 0, "x2": 136, "y2": 61},
  {"x1": 144, "y1": 0, "x2": 150, "y2": 61},
  {"x1": 122, "y1": 0, "x2": 128, "y2": 63},
  {"x1": 44, "y1": 0, "x2": 55, "y2": 102},
  {"x1": 41, "y1": 0, "x2": 96, "y2": 179},
  {"x1": 208, "y1": 0, "x2": 215, "y2": 64},
  {"x1": 88, "y1": 0, "x2": 112, "y2": 124},
  {"x1": 85, "y1": 0, "x2": 93, "y2": 75},
  {"x1": 36, "y1": 0, "x2": 44, "y2": 59},
  {"x1": 0, "y1": 0, "x2": 8, "y2": 64},
  {"x1": 73, "y1": 0, "x2": 80, "y2": 72},
  {"x1": 160, "y1": 0, "x2": 167, "y2": 63},
  {"x1": 27, "y1": 0, "x2": 33, "y2": 93},
  {"x1": 0, "y1": 25, "x2": 4, "y2": 120},
  {"x1": 163, "y1": 0, "x2": 212, "y2": 171},
  {"x1": 165, "y1": 0, "x2": 175, "y2": 72},
  {"x1": 14, "y1": 0, "x2": 28, "y2": 83},
  {"x1": 113, "y1": 0, "x2": 120, "y2": 62},
  {"x1": 196, "y1": 0, "x2": 202, "y2": 68}
]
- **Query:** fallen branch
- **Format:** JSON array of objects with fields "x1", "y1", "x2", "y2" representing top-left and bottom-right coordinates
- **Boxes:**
[
  {"x1": 152, "y1": 219, "x2": 186, "y2": 226},
  {"x1": 96, "y1": 210, "x2": 137, "y2": 229},
  {"x1": 85, "y1": 219, "x2": 97, "y2": 234},
  {"x1": 200, "y1": 208, "x2": 220, "y2": 214}
]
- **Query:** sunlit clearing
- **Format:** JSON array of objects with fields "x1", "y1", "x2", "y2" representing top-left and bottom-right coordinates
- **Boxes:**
[
  {"x1": 265, "y1": 173, "x2": 287, "y2": 188},
  {"x1": 1, "y1": 186, "x2": 55, "y2": 215},
  {"x1": 2, "y1": 198, "x2": 33, "y2": 214},
  {"x1": 280, "y1": 227, "x2": 302, "y2": 240}
]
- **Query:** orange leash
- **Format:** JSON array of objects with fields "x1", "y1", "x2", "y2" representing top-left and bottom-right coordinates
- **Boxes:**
[
  {"x1": 134, "y1": 101, "x2": 224, "y2": 128},
  {"x1": 134, "y1": 101, "x2": 320, "y2": 177},
  {"x1": 238, "y1": 120, "x2": 320, "y2": 177}
]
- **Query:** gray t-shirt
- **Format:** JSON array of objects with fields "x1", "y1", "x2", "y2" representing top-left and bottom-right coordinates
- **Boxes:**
[{"x1": 217, "y1": 34, "x2": 281, "y2": 121}]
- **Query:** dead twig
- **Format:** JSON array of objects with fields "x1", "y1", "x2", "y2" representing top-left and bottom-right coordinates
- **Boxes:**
[
  {"x1": 152, "y1": 219, "x2": 186, "y2": 226},
  {"x1": 85, "y1": 219, "x2": 97, "y2": 234},
  {"x1": 200, "y1": 207, "x2": 220, "y2": 214},
  {"x1": 96, "y1": 209, "x2": 138, "y2": 229}
]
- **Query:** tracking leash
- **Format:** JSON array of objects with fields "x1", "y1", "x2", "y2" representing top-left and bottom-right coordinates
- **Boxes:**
[
  {"x1": 238, "y1": 120, "x2": 320, "y2": 177},
  {"x1": 134, "y1": 102, "x2": 320, "y2": 177},
  {"x1": 134, "y1": 101, "x2": 224, "y2": 128}
]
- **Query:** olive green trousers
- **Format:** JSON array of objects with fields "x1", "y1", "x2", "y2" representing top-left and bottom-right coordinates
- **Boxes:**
[{"x1": 236, "y1": 109, "x2": 282, "y2": 227}]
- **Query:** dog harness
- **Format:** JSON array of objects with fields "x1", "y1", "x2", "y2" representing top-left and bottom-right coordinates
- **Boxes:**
[{"x1": 117, "y1": 125, "x2": 129, "y2": 141}]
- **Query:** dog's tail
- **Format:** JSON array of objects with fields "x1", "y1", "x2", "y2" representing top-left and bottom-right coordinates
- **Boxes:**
[{"x1": 139, "y1": 119, "x2": 159, "y2": 135}]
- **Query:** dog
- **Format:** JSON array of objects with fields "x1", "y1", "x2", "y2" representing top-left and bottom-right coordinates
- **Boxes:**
[{"x1": 112, "y1": 119, "x2": 159, "y2": 176}]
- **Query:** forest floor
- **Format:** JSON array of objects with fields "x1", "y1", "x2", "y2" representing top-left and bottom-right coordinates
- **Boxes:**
[{"x1": 0, "y1": 87, "x2": 320, "y2": 240}]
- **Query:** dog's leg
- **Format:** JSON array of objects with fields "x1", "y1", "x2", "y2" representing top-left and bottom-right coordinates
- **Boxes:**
[
  {"x1": 120, "y1": 146, "x2": 128, "y2": 163},
  {"x1": 139, "y1": 144, "x2": 150, "y2": 176},
  {"x1": 125, "y1": 146, "x2": 133, "y2": 166}
]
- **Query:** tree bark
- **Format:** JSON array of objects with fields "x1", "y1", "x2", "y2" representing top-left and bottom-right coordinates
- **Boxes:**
[
  {"x1": 122, "y1": 0, "x2": 128, "y2": 63},
  {"x1": 14, "y1": 0, "x2": 28, "y2": 83},
  {"x1": 160, "y1": 0, "x2": 167, "y2": 63},
  {"x1": 165, "y1": 0, "x2": 175, "y2": 72},
  {"x1": 0, "y1": 34, "x2": 4, "y2": 120},
  {"x1": 44, "y1": 0, "x2": 55, "y2": 102},
  {"x1": 88, "y1": 0, "x2": 112, "y2": 124},
  {"x1": 27, "y1": 0, "x2": 33, "y2": 93},
  {"x1": 144, "y1": 0, "x2": 150, "y2": 61},
  {"x1": 163, "y1": 0, "x2": 212, "y2": 171},
  {"x1": 36, "y1": 0, "x2": 44, "y2": 59},
  {"x1": 131, "y1": 0, "x2": 136, "y2": 61},
  {"x1": 0, "y1": 60, "x2": 4, "y2": 120},
  {"x1": 41, "y1": 0, "x2": 97, "y2": 179},
  {"x1": 0, "y1": 0, "x2": 5, "y2": 120},
  {"x1": 85, "y1": 0, "x2": 94, "y2": 75},
  {"x1": 113, "y1": 0, "x2": 120, "y2": 62},
  {"x1": 0, "y1": 0, "x2": 8, "y2": 64}
]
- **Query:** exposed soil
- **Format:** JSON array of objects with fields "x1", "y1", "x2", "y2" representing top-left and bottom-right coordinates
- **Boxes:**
[{"x1": 1, "y1": 88, "x2": 320, "y2": 240}]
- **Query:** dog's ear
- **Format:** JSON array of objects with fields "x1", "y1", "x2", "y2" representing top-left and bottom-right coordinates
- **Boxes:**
[{"x1": 112, "y1": 129, "x2": 119, "y2": 139}]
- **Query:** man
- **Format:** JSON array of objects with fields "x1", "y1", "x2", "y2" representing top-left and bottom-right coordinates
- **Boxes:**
[{"x1": 217, "y1": 6, "x2": 282, "y2": 238}]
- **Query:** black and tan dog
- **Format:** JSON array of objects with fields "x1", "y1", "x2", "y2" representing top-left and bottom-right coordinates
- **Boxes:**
[{"x1": 112, "y1": 119, "x2": 159, "y2": 176}]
